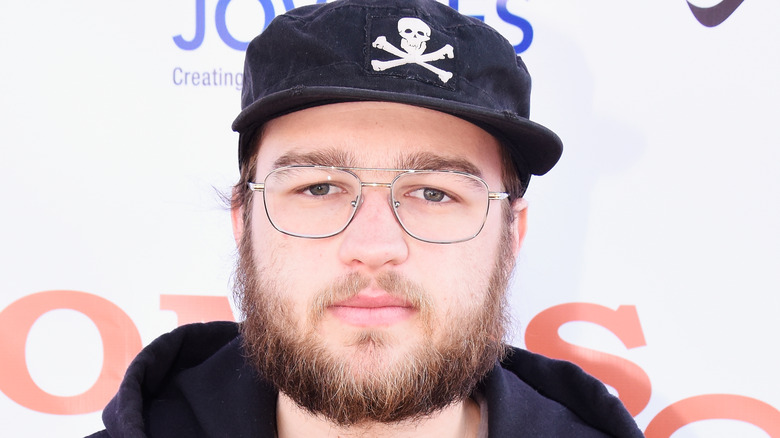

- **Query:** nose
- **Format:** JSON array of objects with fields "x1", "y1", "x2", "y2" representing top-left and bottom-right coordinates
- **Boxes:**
[{"x1": 337, "y1": 188, "x2": 410, "y2": 270}]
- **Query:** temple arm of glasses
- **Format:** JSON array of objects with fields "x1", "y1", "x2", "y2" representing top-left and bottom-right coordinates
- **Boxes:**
[
  {"x1": 247, "y1": 182, "x2": 264, "y2": 192},
  {"x1": 488, "y1": 192, "x2": 509, "y2": 200}
]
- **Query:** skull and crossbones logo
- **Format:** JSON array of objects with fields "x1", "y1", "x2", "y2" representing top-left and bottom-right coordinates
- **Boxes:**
[{"x1": 371, "y1": 17, "x2": 455, "y2": 83}]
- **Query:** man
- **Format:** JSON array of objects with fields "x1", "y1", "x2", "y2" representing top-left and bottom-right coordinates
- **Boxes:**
[{"x1": 91, "y1": 0, "x2": 643, "y2": 436}]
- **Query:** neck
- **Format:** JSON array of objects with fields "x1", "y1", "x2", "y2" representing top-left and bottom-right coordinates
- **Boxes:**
[{"x1": 276, "y1": 392, "x2": 481, "y2": 438}]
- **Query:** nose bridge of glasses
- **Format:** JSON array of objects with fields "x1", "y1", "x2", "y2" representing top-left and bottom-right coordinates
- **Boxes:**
[
  {"x1": 354, "y1": 181, "x2": 395, "y2": 209},
  {"x1": 339, "y1": 167, "x2": 396, "y2": 197},
  {"x1": 360, "y1": 181, "x2": 393, "y2": 189}
]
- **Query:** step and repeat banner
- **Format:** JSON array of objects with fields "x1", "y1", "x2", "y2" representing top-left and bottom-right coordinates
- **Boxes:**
[{"x1": 1, "y1": 0, "x2": 778, "y2": 436}]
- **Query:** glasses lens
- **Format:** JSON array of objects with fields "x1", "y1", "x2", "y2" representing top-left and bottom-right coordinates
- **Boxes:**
[
  {"x1": 392, "y1": 171, "x2": 490, "y2": 243},
  {"x1": 263, "y1": 167, "x2": 360, "y2": 238}
]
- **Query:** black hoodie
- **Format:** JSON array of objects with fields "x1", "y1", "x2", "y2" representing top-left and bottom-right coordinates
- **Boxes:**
[{"x1": 87, "y1": 321, "x2": 643, "y2": 437}]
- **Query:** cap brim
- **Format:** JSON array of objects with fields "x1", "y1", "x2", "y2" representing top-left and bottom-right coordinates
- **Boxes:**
[{"x1": 232, "y1": 86, "x2": 562, "y2": 176}]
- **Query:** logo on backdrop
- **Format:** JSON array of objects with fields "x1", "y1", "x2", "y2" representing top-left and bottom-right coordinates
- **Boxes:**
[
  {"x1": 171, "y1": 1, "x2": 532, "y2": 91},
  {"x1": 687, "y1": 0, "x2": 745, "y2": 27},
  {"x1": 172, "y1": 0, "x2": 533, "y2": 53}
]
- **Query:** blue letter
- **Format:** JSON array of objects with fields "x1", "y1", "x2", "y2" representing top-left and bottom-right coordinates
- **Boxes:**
[
  {"x1": 173, "y1": 0, "x2": 205, "y2": 50},
  {"x1": 497, "y1": 0, "x2": 533, "y2": 54},
  {"x1": 448, "y1": 0, "x2": 484, "y2": 21},
  {"x1": 283, "y1": 0, "x2": 326, "y2": 12},
  {"x1": 216, "y1": 0, "x2": 266, "y2": 51}
]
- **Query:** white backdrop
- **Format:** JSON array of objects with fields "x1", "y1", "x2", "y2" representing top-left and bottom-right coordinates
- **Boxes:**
[{"x1": 1, "y1": 0, "x2": 778, "y2": 436}]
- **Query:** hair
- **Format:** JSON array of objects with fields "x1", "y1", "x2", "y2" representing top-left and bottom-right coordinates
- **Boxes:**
[{"x1": 231, "y1": 128, "x2": 264, "y2": 230}]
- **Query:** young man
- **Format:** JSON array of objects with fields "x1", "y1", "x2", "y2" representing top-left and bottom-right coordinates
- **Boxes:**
[{"x1": 91, "y1": 0, "x2": 643, "y2": 436}]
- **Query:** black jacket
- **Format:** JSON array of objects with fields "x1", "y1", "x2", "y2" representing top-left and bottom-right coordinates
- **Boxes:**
[{"x1": 88, "y1": 321, "x2": 643, "y2": 437}]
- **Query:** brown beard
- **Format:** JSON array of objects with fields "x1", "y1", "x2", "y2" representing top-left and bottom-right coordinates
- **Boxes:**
[{"x1": 234, "y1": 222, "x2": 515, "y2": 426}]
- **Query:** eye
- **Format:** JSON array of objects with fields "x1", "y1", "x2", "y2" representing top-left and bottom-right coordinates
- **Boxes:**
[
  {"x1": 304, "y1": 183, "x2": 336, "y2": 196},
  {"x1": 409, "y1": 187, "x2": 452, "y2": 203}
]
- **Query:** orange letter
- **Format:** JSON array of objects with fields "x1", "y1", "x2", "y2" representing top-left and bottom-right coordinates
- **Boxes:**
[
  {"x1": 160, "y1": 294, "x2": 234, "y2": 326},
  {"x1": 645, "y1": 394, "x2": 780, "y2": 438},
  {"x1": 0, "y1": 290, "x2": 142, "y2": 414},
  {"x1": 525, "y1": 303, "x2": 651, "y2": 416}
]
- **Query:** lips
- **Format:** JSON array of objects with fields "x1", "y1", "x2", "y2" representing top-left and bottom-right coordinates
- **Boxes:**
[{"x1": 329, "y1": 291, "x2": 416, "y2": 327}]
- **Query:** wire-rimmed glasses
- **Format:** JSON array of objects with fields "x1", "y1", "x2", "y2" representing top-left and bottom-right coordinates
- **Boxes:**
[{"x1": 247, "y1": 165, "x2": 508, "y2": 244}]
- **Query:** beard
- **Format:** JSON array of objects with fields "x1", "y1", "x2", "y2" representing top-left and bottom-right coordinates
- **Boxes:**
[{"x1": 234, "y1": 221, "x2": 516, "y2": 427}]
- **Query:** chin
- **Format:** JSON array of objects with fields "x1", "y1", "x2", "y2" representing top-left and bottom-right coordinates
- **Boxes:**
[{"x1": 331, "y1": 329, "x2": 418, "y2": 369}]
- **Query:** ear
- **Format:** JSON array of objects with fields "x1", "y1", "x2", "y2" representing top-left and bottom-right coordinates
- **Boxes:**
[
  {"x1": 231, "y1": 187, "x2": 245, "y2": 247},
  {"x1": 509, "y1": 197, "x2": 528, "y2": 258}
]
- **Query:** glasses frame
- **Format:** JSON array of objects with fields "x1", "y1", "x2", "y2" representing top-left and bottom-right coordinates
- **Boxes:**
[{"x1": 247, "y1": 165, "x2": 509, "y2": 244}]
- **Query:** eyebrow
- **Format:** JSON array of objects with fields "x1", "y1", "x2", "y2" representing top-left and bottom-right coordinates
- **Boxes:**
[
  {"x1": 273, "y1": 149, "x2": 356, "y2": 168},
  {"x1": 272, "y1": 150, "x2": 483, "y2": 177},
  {"x1": 398, "y1": 153, "x2": 482, "y2": 177}
]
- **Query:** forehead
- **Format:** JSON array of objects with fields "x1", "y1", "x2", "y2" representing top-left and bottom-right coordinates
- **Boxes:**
[{"x1": 253, "y1": 102, "x2": 505, "y2": 182}]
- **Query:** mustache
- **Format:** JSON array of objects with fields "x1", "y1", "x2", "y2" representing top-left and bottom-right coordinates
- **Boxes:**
[{"x1": 308, "y1": 271, "x2": 434, "y2": 323}]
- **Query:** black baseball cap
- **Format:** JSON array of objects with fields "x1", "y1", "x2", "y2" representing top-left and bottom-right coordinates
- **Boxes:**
[{"x1": 232, "y1": 0, "x2": 562, "y2": 188}]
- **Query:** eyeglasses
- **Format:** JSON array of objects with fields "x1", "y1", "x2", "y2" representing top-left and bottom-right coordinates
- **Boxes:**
[{"x1": 248, "y1": 165, "x2": 508, "y2": 244}]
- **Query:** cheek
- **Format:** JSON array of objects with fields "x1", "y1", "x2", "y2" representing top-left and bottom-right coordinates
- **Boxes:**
[
  {"x1": 417, "y1": 242, "x2": 497, "y2": 314},
  {"x1": 250, "y1": 223, "x2": 338, "y2": 314},
  {"x1": 449, "y1": 213, "x2": 507, "y2": 305}
]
